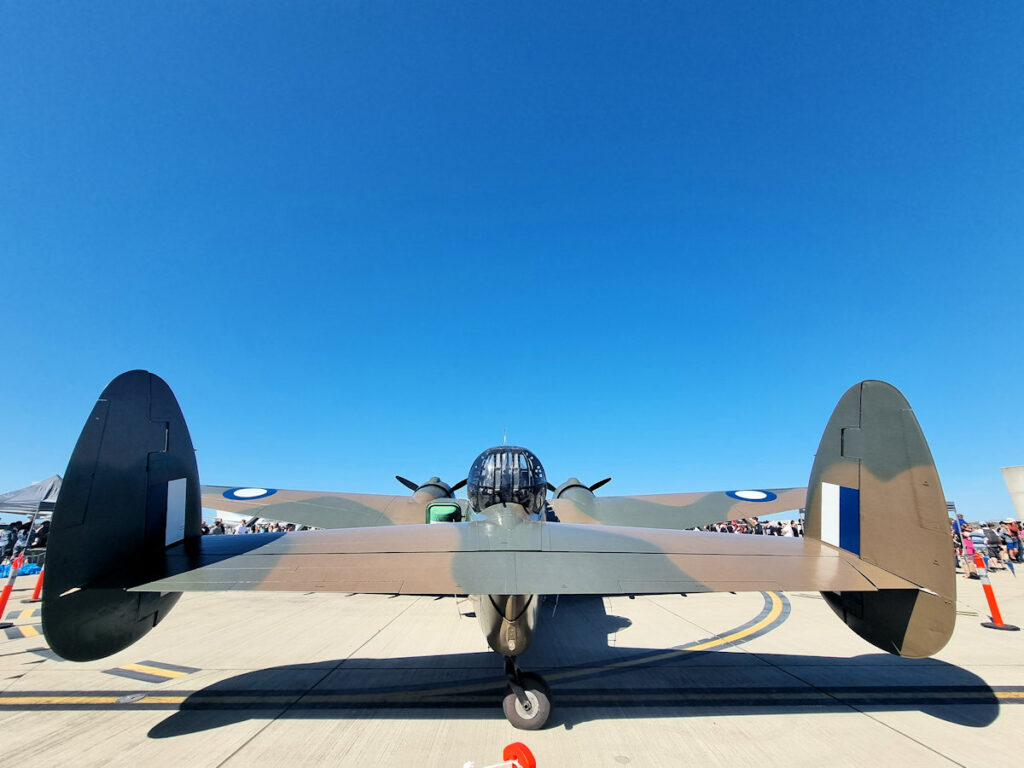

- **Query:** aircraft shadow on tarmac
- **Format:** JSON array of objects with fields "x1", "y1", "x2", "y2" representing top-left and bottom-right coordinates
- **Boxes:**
[{"x1": 148, "y1": 596, "x2": 997, "y2": 737}]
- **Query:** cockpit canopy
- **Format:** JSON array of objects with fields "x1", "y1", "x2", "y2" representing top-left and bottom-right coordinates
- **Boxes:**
[{"x1": 466, "y1": 446, "x2": 547, "y2": 516}]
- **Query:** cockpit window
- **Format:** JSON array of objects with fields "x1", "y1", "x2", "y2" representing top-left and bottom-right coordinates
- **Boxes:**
[{"x1": 467, "y1": 446, "x2": 547, "y2": 515}]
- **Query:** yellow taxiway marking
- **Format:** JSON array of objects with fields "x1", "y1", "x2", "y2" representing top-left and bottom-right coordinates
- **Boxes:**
[
  {"x1": 549, "y1": 591, "x2": 785, "y2": 682},
  {"x1": 2, "y1": 696, "x2": 126, "y2": 705},
  {"x1": 139, "y1": 696, "x2": 190, "y2": 704},
  {"x1": 119, "y1": 663, "x2": 189, "y2": 679},
  {"x1": 688, "y1": 592, "x2": 783, "y2": 651}
]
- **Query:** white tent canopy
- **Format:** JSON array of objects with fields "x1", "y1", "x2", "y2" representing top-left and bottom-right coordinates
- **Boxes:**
[{"x1": 0, "y1": 475, "x2": 61, "y2": 517}]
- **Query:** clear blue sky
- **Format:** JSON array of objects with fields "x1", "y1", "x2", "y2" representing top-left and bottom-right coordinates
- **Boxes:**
[{"x1": 2, "y1": 3, "x2": 1022, "y2": 520}]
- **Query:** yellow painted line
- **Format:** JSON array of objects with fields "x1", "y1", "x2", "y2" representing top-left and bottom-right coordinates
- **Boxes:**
[
  {"x1": 834, "y1": 691, "x2": 994, "y2": 700},
  {"x1": 548, "y1": 591, "x2": 785, "y2": 682},
  {"x1": 127, "y1": 696, "x2": 187, "y2": 704},
  {"x1": 996, "y1": 691, "x2": 1024, "y2": 700},
  {"x1": 119, "y1": 663, "x2": 188, "y2": 679},
  {"x1": 190, "y1": 695, "x2": 296, "y2": 705},
  {"x1": 18, "y1": 625, "x2": 40, "y2": 638},
  {"x1": 688, "y1": 592, "x2": 783, "y2": 651},
  {"x1": 1, "y1": 696, "x2": 122, "y2": 705},
  {"x1": 17, "y1": 609, "x2": 34, "y2": 620}
]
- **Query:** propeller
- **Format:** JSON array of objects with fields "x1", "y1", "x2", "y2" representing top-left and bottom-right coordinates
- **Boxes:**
[
  {"x1": 395, "y1": 475, "x2": 419, "y2": 492},
  {"x1": 395, "y1": 475, "x2": 468, "y2": 498}
]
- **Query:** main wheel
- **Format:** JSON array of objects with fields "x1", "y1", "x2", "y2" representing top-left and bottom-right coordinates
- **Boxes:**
[{"x1": 502, "y1": 677, "x2": 552, "y2": 730}]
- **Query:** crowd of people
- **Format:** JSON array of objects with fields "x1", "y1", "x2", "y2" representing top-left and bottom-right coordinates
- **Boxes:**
[
  {"x1": 200, "y1": 519, "x2": 304, "y2": 535},
  {"x1": 696, "y1": 518, "x2": 804, "y2": 536},
  {"x1": 0, "y1": 520, "x2": 49, "y2": 563},
  {"x1": 951, "y1": 514, "x2": 1021, "y2": 578}
]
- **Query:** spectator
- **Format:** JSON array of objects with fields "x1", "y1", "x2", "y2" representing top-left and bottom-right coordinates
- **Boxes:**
[
  {"x1": 13, "y1": 525, "x2": 28, "y2": 555},
  {"x1": 973, "y1": 524, "x2": 1006, "y2": 570},
  {"x1": 961, "y1": 526, "x2": 979, "y2": 578},
  {"x1": 0, "y1": 524, "x2": 13, "y2": 562},
  {"x1": 1004, "y1": 518, "x2": 1022, "y2": 563},
  {"x1": 29, "y1": 520, "x2": 49, "y2": 548}
]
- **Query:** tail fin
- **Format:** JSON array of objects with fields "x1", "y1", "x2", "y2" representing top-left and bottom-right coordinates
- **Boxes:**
[
  {"x1": 805, "y1": 380, "x2": 955, "y2": 658},
  {"x1": 42, "y1": 371, "x2": 201, "y2": 661}
]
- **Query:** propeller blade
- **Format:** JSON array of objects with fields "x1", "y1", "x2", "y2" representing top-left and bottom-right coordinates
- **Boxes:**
[
  {"x1": 395, "y1": 475, "x2": 420, "y2": 492},
  {"x1": 588, "y1": 477, "x2": 612, "y2": 492},
  {"x1": 450, "y1": 478, "x2": 468, "y2": 493},
  {"x1": 546, "y1": 482, "x2": 557, "y2": 492}
]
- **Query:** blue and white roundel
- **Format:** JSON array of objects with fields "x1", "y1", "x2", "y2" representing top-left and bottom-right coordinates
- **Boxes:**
[
  {"x1": 725, "y1": 490, "x2": 778, "y2": 502},
  {"x1": 222, "y1": 487, "x2": 278, "y2": 501}
]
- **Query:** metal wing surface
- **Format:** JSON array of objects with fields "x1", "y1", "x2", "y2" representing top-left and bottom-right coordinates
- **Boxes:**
[
  {"x1": 201, "y1": 485, "x2": 430, "y2": 529},
  {"x1": 548, "y1": 487, "x2": 806, "y2": 529},
  {"x1": 133, "y1": 520, "x2": 914, "y2": 596}
]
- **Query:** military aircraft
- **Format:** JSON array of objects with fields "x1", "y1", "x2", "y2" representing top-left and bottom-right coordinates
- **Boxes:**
[{"x1": 41, "y1": 371, "x2": 954, "y2": 729}]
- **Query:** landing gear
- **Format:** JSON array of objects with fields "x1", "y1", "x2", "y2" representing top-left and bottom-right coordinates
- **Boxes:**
[{"x1": 503, "y1": 657, "x2": 552, "y2": 730}]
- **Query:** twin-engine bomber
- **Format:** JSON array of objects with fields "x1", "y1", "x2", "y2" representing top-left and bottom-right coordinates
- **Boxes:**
[{"x1": 42, "y1": 371, "x2": 955, "y2": 729}]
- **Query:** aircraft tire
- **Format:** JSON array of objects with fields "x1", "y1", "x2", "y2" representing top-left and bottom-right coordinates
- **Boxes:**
[{"x1": 503, "y1": 675, "x2": 551, "y2": 730}]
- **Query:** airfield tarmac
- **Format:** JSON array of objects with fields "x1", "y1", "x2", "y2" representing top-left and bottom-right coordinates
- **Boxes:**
[{"x1": 1, "y1": 567, "x2": 1022, "y2": 768}]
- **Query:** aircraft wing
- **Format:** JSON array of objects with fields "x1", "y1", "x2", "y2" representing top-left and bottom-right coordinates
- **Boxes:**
[
  {"x1": 548, "y1": 487, "x2": 806, "y2": 530},
  {"x1": 200, "y1": 485, "x2": 431, "y2": 528},
  {"x1": 201, "y1": 485, "x2": 804, "y2": 531},
  {"x1": 131, "y1": 520, "x2": 914, "y2": 596}
]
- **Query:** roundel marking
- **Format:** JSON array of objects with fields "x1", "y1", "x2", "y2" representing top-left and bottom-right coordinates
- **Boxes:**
[
  {"x1": 223, "y1": 487, "x2": 278, "y2": 501},
  {"x1": 726, "y1": 490, "x2": 778, "y2": 502}
]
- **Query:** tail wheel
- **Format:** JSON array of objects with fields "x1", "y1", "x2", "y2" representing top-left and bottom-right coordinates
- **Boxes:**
[{"x1": 503, "y1": 676, "x2": 552, "y2": 730}]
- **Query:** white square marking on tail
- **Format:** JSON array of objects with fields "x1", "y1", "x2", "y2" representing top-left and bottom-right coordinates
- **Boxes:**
[
  {"x1": 166, "y1": 478, "x2": 187, "y2": 546},
  {"x1": 820, "y1": 482, "x2": 840, "y2": 548}
]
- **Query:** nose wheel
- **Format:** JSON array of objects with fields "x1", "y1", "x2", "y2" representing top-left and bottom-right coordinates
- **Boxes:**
[{"x1": 503, "y1": 657, "x2": 552, "y2": 730}]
